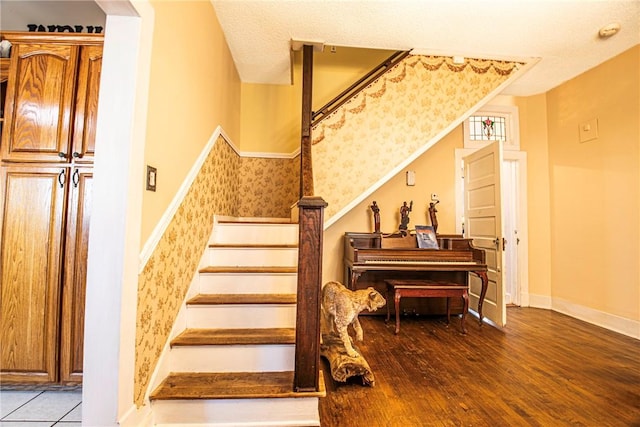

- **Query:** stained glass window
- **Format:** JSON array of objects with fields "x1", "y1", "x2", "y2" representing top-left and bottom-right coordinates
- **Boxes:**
[
  {"x1": 468, "y1": 115, "x2": 506, "y2": 141},
  {"x1": 463, "y1": 105, "x2": 520, "y2": 150}
]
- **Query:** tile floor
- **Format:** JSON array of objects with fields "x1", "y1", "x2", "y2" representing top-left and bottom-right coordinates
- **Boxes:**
[{"x1": 0, "y1": 390, "x2": 81, "y2": 426}]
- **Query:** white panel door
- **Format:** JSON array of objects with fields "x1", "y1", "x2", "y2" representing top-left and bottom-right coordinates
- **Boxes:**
[{"x1": 464, "y1": 141, "x2": 506, "y2": 327}]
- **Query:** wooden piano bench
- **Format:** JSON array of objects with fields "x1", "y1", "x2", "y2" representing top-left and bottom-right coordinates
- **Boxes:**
[{"x1": 384, "y1": 280, "x2": 469, "y2": 335}]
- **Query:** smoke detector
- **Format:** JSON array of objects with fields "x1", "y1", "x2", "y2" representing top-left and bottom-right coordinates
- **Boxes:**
[{"x1": 598, "y1": 23, "x2": 621, "y2": 39}]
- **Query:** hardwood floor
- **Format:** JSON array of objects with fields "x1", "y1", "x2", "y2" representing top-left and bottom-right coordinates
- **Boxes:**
[{"x1": 319, "y1": 307, "x2": 640, "y2": 426}]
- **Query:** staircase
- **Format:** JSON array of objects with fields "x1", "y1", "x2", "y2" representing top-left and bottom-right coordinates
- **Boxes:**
[{"x1": 149, "y1": 219, "x2": 325, "y2": 426}]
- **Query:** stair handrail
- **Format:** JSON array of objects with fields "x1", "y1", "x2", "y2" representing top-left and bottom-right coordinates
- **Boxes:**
[{"x1": 311, "y1": 50, "x2": 411, "y2": 126}]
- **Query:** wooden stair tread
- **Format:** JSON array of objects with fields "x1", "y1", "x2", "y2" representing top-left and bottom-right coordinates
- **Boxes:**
[
  {"x1": 188, "y1": 293, "x2": 296, "y2": 305},
  {"x1": 218, "y1": 219, "x2": 294, "y2": 225},
  {"x1": 171, "y1": 328, "x2": 295, "y2": 346},
  {"x1": 150, "y1": 371, "x2": 325, "y2": 400},
  {"x1": 199, "y1": 266, "x2": 297, "y2": 274}
]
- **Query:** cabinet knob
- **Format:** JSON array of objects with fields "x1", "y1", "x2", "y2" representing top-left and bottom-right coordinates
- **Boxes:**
[
  {"x1": 58, "y1": 152, "x2": 67, "y2": 159},
  {"x1": 72, "y1": 152, "x2": 81, "y2": 158}
]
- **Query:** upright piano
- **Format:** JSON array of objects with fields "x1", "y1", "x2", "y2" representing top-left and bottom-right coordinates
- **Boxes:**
[{"x1": 344, "y1": 232, "x2": 489, "y2": 323}]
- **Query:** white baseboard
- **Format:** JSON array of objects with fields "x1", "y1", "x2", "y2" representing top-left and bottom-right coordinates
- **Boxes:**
[
  {"x1": 528, "y1": 293, "x2": 552, "y2": 309},
  {"x1": 525, "y1": 294, "x2": 638, "y2": 339},
  {"x1": 551, "y1": 297, "x2": 640, "y2": 340},
  {"x1": 119, "y1": 403, "x2": 153, "y2": 427}
]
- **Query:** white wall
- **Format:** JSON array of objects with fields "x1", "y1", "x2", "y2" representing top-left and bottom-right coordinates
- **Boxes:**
[{"x1": 83, "y1": 1, "x2": 153, "y2": 425}]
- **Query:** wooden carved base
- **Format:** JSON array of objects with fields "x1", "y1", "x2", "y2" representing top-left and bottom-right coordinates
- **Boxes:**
[{"x1": 320, "y1": 333, "x2": 375, "y2": 386}]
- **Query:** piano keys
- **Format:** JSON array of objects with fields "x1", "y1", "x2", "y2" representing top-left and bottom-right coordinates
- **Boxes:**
[{"x1": 343, "y1": 232, "x2": 489, "y2": 323}]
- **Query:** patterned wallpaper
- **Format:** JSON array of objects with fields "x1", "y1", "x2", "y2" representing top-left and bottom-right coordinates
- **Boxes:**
[
  {"x1": 238, "y1": 156, "x2": 300, "y2": 218},
  {"x1": 134, "y1": 136, "x2": 239, "y2": 405},
  {"x1": 312, "y1": 55, "x2": 521, "y2": 219}
]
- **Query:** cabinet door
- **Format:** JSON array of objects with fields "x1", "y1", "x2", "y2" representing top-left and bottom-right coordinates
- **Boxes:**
[
  {"x1": 0, "y1": 58, "x2": 9, "y2": 137},
  {"x1": 71, "y1": 45, "x2": 102, "y2": 164},
  {"x1": 59, "y1": 167, "x2": 92, "y2": 383},
  {"x1": 0, "y1": 43, "x2": 79, "y2": 163},
  {"x1": 0, "y1": 165, "x2": 69, "y2": 383}
]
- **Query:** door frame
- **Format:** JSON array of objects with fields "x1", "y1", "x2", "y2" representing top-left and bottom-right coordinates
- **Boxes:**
[
  {"x1": 83, "y1": 2, "x2": 153, "y2": 425},
  {"x1": 455, "y1": 148, "x2": 529, "y2": 308}
]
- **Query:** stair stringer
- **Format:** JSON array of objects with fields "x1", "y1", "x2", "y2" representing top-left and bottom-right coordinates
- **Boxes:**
[{"x1": 312, "y1": 54, "x2": 536, "y2": 228}]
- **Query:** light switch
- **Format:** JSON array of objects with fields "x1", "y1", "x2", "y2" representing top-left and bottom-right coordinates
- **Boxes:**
[
  {"x1": 406, "y1": 170, "x2": 415, "y2": 186},
  {"x1": 579, "y1": 118, "x2": 598, "y2": 143},
  {"x1": 146, "y1": 165, "x2": 157, "y2": 191}
]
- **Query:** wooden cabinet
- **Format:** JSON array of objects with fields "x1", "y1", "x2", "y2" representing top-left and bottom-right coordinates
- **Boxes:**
[
  {"x1": 0, "y1": 166, "x2": 68, "y2": 383},
  {"x1": 71, "y1": 46, "x2": 102, "y2": 164},
  {"x1": 59, "y1": 167, "x2": 93, "y2": 383},
  {"x1": 0, "y1": 35, "x2": 102, "y2": 163},
  {"x1": 1, "y1": 58, "x2": 9, "y2": 134},
  {"x1": 0, "y1": 43, "x2": 79, "y2": 163},
  {"x1": 0, "y1": 33, "x2": 102, "y2": 385}
]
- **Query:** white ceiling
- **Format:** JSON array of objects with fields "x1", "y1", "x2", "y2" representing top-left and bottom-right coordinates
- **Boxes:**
[
  {"x1": 212, "y1": 0, "x2": 640, "y2": 96},
  {"x1": 1, "y1": 1, "x2": 638, "y2": 96}
]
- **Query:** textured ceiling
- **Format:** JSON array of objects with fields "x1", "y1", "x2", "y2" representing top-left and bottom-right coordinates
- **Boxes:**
[
  {"x1": 1, "y1": 1, "x2": 638, "y2": 96},
  {"x1": 212, "y1": 0, "x2": 640, "y2": 96}
]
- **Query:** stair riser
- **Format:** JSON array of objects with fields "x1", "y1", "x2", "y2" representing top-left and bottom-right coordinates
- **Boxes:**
[
  {"x1": 212, "y1": 223, "x2": 298, "y2": 245},
  {"x1": 187, "y1": 305, "x2": 296, "y2": 329},
  {"x1": 207, "y1": 247, "x2": 298, "y2": 267},
  {"x1": 168, "y1": 345, "x2": 294, "y2": 372},
  {"x1": 152, "y1": 397, "x2": 320, "y2": 426},
  {"x1": 199, "y1": 273, "x2": 297, "y2": 294}
]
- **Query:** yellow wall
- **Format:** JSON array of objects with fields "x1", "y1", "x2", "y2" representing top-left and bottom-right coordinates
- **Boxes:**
[
  {"x1": 323, "y1": 126, "x2": 462, "y2": 282},
  {"x1": 141, "y1": 0, "x2": 240, "y2": 244},
  {"x1": 239, "y1": 47, "x2": 394, "y2": 153},
  {"x1": 516, "y1": 94, "x2": 553, "y2": 300},
  {"x1": 546, "y1": 46, "x2": 639, "y2": 320}
]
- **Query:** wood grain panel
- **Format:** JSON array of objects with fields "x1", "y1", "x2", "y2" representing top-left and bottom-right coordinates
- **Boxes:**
[
  {"x1": 151, "y1": 371, "x2": 324, "y2": 400},
  {"x1": 294, "y1": 197, "x2": 327, "y2": 392},
  {"x1": 0, "y1": 166, "x2": 68, "y2": 383},
  {"x1": 0, "y1": 42, "x2": 78, "y2": 163},
  {"x1": 0, "y1": 58, "x2": 10, "y2": 83},
  {"x1": 71, "y1": 45, "x2": 102, "y2": 163},
  {"x1": 59, "y1": 167, "x2": 92, "y2": 383}
]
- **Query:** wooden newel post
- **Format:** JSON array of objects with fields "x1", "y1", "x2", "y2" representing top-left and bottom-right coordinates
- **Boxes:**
[
  {"x1": 300, "y1": 44, "x2": 314, "y2": 198},
  {"x1": 294, "y1": 196, "x2": 327, "y2": 392}
]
